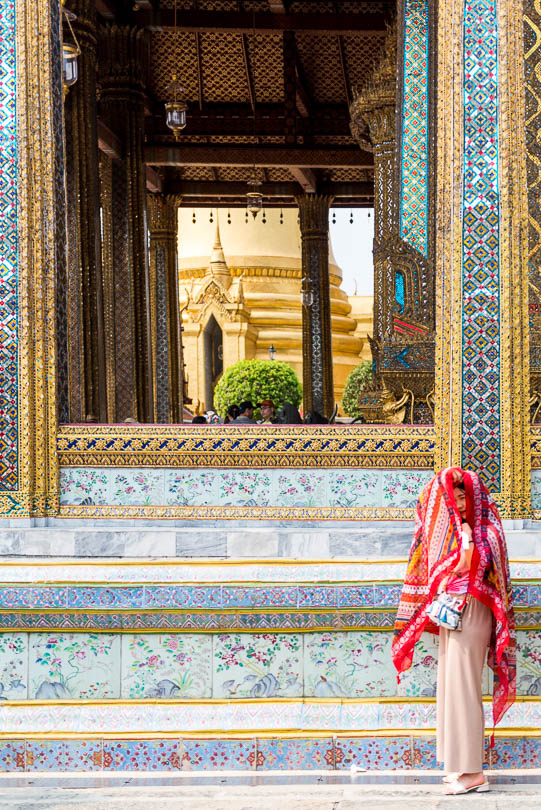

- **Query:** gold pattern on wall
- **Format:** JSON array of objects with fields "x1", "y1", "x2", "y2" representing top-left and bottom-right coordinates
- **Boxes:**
[
  {"x1": 525, "y1": 1, "x2": 541, "y2": 392},
  {"x1": 57, "y1": 424, "x2": 435, "y2": 469}
]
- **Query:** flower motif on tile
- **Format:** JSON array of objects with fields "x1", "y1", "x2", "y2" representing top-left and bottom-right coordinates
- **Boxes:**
[
  {"x1": 381, "y1": 470, "x2": 432, "y2": 507},
  {"x1": 275, "y1": 471, "x2": 326, "y2": 507},
  {"x1": 111, "y1": 470, "x2": 163, "y2": 506},
  {"x1": 531, "y1": 471, "x2": 541, "y2": 509},
  {"x1": 0, "y1": 633, "x2": 27, "y2": 700},
  {"x1": 59, "y1": 468, "x2": 109, "y2": 505},
  {"x1": 121, "y1": 634, "x2": 211, "y2": 699},
  {"x1": 516, "y1": 630, "x2": 541, "y2": 696},
  {"x1": 166, "y1": 470, "x2": 217, "y2": 506},
  {"x1": 327, "y1": 470, "x2": 381, "y2": 507},
  {"x1": 217, "y1": 470, "x2": 273, "y2": 507},
  {"x1": 396, "y1": 633, "x2": 438, "y2": 697},
  {"x1": 30, "y1": 633, "x2": 120, "y2": 699},
  {"x1": 213, "y1": 633, "x2": 302, "y2": 698},
  {"x1": 304, "y1": 632, "x2": 395, "y2": 698}
]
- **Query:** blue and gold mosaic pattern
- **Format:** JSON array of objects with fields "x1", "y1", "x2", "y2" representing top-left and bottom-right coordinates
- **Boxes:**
[
  {"x1": 461, "y1": 0, "x2": 501, "y2": 488},
  {"x1": 401, "y1": 0, "x2": 429, "y2": 255},
  {"x1": 0, "y1": 1, "x2": 18, "y2": 491}
]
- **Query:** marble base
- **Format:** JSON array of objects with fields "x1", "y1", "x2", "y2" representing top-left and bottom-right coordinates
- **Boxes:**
[{"x1": 0, "y1": 524, "x2": 539, "y2": 559}]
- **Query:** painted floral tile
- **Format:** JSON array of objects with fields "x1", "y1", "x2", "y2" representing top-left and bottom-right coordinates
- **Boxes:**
[
  {"x1": 396, "y1": 633, "x2": 438, "y2": 698},
  {"x1": 213, "y1": 633, "x2": 302, "y2": 698},
  {"x1": 304, "y1": 631, "x2": 395, "y2": 698},
  {"x1": 110, "y1": 469, "x2": 164, "y2": 506},
  {"x1": 0, "y1": 633, "x2": 28, "y2": 700},
  {"x1": 256, "y1": 738, "x2": 334, "y2": 770},
  {"x1": 381, "y1": 470, "x2": 433, "y2": 507},
  {"x1": 327, "y1": 470, "x2": 381, "y2": 508},
  {"x1": 59, "y1": 468, "x2": 109, "y2": 505},
  {"x1": 179, "y1": 739, "x2": 256, "y2": 770},
  {"x1": 29, "y1": 633, "x2": 120, "y2": 699},
  {"x1": 103, "y1": 739, "x2": 181, "y2": 771},
  {"x1": 0, "y1": 741, "x2": 25, "y2": 771},
  {"x1": 516, "y1": 630, "x2": 541, "y2": 696},
  {"x1": 216, "y1": 470, "x2": 273, "y2": 507},
  {"x1": 121, "y1": 634, "x2": 212, "y2": 699},
  {"x1": 334, "y1": 737, "x2": 412, "y2": 770},
  {"x1": 26, "y1": 740, "x2": 102, "y2": 771},
  {"x1": 165, "y1": 469, "x2": 218, "y2": 506},
  {"x1": 275, "y1": 471, "x2": 326, "y2": 507},
  {"x1": 531, "y1": 470, "x2": 541, "y2": 509}
]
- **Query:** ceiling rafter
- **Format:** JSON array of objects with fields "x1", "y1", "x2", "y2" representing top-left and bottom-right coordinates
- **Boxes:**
[
  {"x1": 141, "y1": 10, "x2": 388, "y2": 35},
  {"x1": 145, "y1": 144, "x2": 373, "y2": 169}
]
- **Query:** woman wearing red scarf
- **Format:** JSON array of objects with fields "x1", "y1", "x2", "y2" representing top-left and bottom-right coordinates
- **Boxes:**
[{"x1": 392, "y1": 467, "x2": 515, "y2": 795}]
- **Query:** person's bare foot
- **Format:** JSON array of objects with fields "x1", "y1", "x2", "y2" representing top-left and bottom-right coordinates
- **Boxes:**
[{"x1": 444, "y1": 771, "x2": 486, "y2": 794}]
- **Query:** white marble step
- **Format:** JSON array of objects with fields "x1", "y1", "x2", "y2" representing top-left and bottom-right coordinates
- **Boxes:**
[{"x1": 0, "y1": 522, "x2": 540, "y2": 558}]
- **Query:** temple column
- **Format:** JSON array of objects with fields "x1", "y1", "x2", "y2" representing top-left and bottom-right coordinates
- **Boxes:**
[
  {"x1": 349, "y1": 25, "x2": 398, "y2": 360},
  {"x1": 296, "y1": 194, "x2": 334, "y2": 419},
  {"x1": 63, "y1": 0, "x2": 106, "y2": 422},
  {"x1": 147, "y1": 193, "x2": 184, "y2": 423},
  {"x1": 435, "y1": 0, "x2": 531, "y2": 515},
  {"x1": 98, "y1": 25, "x2": 153, "y2": 423}
]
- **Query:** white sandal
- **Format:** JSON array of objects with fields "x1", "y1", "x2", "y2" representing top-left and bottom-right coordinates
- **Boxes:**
[
  {"x1": 445, "y1": 778, "x2": 489, "y2": 795},
  {"x1": 442, "y1": 773, "x2": 458, "y2": 784}
]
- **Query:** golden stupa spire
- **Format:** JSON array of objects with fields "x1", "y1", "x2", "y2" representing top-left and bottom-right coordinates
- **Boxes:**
[{"x1": 208, "y1": 213, "x2": 230, "y2": 285}]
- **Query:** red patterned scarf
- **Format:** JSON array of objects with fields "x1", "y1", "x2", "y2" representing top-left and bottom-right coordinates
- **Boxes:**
[{"x1": 392, "y1": 466, "x2": 516, "y2": 729}]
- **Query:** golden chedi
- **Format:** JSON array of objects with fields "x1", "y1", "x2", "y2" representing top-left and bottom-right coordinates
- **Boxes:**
[{"x1": 178, "y1": 209, "x2": 372, "y2": 415}]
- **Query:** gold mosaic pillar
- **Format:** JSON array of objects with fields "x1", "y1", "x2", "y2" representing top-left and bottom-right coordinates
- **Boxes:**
[
  {"x1": 296, "y1": 194, "x2": 334, "y2": 419},
  {"x1": 98, "y1": 25, "x2": 154, "y2": 423},
  {"x1": 8, "y1": 0, "x2": 62, "y2": 515},
  {"x1": 147, "y1": 193, "x2": 184, "y2": 424},
  {"x1": 435, "y1": 0, "x2": 531, "y2": 516},
  {"x1": 63, "y1": 0, "x2": 107, "y2": 423}
]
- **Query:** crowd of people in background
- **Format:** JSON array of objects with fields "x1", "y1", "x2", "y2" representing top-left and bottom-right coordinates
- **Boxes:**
[{"x1": 192, "y1": 399, "x2": 285, "y2": 425}]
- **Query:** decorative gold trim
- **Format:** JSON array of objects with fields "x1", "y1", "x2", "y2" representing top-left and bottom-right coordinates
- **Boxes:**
[
  {"x1": 57, "y1": 423, "x2": 436, "y2": 469},
  {"x1": 57, "y1": 504, "x2": 416, "y2": 520}
]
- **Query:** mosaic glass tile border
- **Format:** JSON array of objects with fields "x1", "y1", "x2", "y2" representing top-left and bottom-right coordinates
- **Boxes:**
[
  {"x1": 0, "y1": 0, "x2": 18, "y2": 491},
  {"x1": 461, "y1": 0, "x2": 501, "y2": 488},
  {"x1": 400, "y1": 0, "x2": 429, "y2": 254}
]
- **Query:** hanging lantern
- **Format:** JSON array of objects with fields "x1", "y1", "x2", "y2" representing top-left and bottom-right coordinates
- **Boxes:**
[
  {"x1": 62, "y1": 42, "x2": 79, "y2": 89},
  {"x1": 268, "y1": 344, "x2": 277, "y2": 362},
  {"x1": 246, "y1": 190, "x2": 263, "y2": 219},
  {"x1": 165, "y1": 75, "x2": 188, "y2": 140},
  {"x1": 61, "y1": 5, "x2": 80, "y2": 97}
]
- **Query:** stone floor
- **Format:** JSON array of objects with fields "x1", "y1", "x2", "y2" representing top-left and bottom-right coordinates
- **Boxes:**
[{"x1": 2, "y1": 772, "x2": 541, "y2": 810}]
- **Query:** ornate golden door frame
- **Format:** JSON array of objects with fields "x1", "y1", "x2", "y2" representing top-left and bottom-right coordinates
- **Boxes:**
[{"x1": 4, "y1": 0, "x2": 534, "y2": 519}]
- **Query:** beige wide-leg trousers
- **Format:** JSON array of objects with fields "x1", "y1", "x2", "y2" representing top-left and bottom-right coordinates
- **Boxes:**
[{"x1": 436, "y1": 597, "x2": 493, "y2": 773}]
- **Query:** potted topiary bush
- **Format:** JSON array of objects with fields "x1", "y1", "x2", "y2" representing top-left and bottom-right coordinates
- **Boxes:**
[
  {"x1": 213, "y1": 359, "x2": 302, "y2": 421},
  {"x1": 342, "y1": 360, "x2": 374, "y2": 421}
]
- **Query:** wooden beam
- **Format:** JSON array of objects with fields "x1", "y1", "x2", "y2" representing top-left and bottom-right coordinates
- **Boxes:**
[
  {"x1": 97, "y1": 119, "x2": 122, "y2": 159},
  {"x1": 142, "y1": 10, "x2": 388, "y2": 35},
  {"x1": 289, "y1": 166, "x2": 317, "y2": 193},
  {"x1": 164, "y1": 180, "x2": 373, "y2": 198},
  {"x1": 149, "y1": 109, "x2": 351, "y2": 137},
  {"x1": 145, "y1": 144, "x2": 373, "y2": 169}
]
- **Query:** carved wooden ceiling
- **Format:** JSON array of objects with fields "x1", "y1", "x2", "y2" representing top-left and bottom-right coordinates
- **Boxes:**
[{"x1": 95, "y1": 0, "x2": 396, "y2": 206}]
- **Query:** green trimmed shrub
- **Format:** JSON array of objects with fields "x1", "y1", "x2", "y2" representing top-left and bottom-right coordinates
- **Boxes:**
[
  {"x1": 342, "y1": 361, "x2": 374, "y2": 419},
  {"x1": 213, "y1": 359, "x2": 302, "y2": 420}
]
